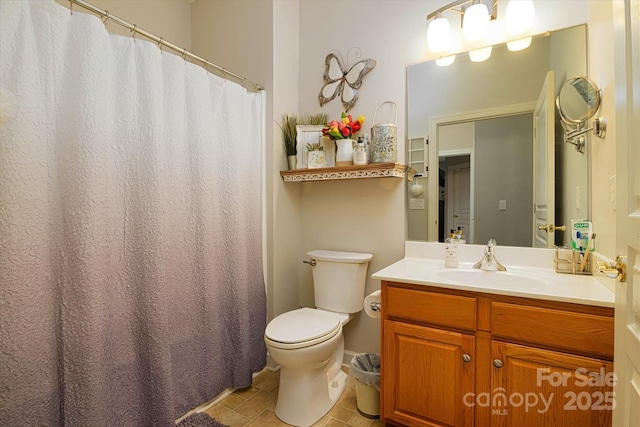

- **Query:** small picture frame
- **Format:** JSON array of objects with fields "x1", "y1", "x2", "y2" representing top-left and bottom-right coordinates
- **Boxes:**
[{"x1": 296, "y1": 125, "x2": 335, "y2": 168}]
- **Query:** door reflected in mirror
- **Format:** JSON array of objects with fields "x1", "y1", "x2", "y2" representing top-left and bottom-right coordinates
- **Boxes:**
[{"x1": 407, "y1": 25, "x2": 589, "y2": 248}]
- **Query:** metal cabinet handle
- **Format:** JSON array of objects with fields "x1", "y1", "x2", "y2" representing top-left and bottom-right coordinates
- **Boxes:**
[
  {"x1": 493, "y1": 359, "x2": 503, "y2": 368},
  {"x1": 462, "y1": 354, "x2": 471, "y2": 363}
]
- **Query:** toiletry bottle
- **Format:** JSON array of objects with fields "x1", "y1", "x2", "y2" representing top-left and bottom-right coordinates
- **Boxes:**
[
  {"x1": 444, "y1": 230, "x2": 459, "y2": 268},
  {"x1": 354, "y1": 137, "x2": 367, "y2": 165},
  {"x1": 456, "y1": 227, "x2": 466, "y2": 244},
  {"x1": 362, "y1": 133, "x2": 370, "y2": 164}
]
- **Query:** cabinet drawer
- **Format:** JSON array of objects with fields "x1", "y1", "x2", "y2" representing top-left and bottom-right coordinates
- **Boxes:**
[
  {"x1": 386, "y1": 285, "x2": 477, "y2": 330},
  {"x1": 491, "y1": 302, "x2": 614, "y2": 358}
]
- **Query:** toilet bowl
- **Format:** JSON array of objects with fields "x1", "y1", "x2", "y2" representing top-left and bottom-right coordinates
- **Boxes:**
[
  {"x1": 264, "y1": 250, "x2": 373, "y2": 427},
  {"x1": 265, "y1": 308, "x2": 349, "y2": 427}
]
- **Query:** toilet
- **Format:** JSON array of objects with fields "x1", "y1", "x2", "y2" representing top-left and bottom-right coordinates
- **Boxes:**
[{"x1": 264, "y1": 249, "x2": 373, "y2": 427}]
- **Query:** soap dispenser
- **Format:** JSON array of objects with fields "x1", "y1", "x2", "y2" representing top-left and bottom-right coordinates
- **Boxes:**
[
  {"x1": 456, "y1": 227, "x2": 466, "y2": 244},
  {"x1": 444, "y1": 230, "x2": 459, "y2": 268},
  {"x1": 353, "y1": 137, "x2": 367, "y2": 165}
]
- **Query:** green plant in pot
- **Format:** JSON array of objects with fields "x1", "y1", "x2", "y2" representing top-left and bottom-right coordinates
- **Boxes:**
[
  {"x1": 278, "y1": 114, "x2": 328, "y2": 170},
  {"x1": 279, "y1": 114, "x2": 298, "y2": 170}
]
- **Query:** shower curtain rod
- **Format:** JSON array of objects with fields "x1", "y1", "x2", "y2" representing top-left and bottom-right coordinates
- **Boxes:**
[{"x1": 68, "y1": 0, "x2": 263, "y2": 91}]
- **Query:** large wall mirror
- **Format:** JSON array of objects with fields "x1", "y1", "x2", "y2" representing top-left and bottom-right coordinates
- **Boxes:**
[{"x1": 407, "y1": 25, "x2": 589, "y2": 248}]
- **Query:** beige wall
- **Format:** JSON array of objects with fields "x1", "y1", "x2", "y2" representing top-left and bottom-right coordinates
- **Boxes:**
[
  {"x1": 54, "y1": 0, "x2": 619, "y2": 356},
  {"x1": 55, "y1": 0, "x2": 192, "y2": 49},
  {"x1": 587, "y1": 0, "x2": 617, "y2": 261}
]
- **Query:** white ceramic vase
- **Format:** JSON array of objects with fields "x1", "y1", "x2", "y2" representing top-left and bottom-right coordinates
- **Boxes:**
[
  {"x1": 335, "y1": 139, "x2": 354, "y2": 166},
  {"x1": 287, "y1": 155, "x2": 297, "y2": 170}
]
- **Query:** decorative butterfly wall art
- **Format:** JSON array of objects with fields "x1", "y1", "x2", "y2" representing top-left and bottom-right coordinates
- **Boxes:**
[{"x1": 318, "y1": 49, "x2": 376, "y2": 112}]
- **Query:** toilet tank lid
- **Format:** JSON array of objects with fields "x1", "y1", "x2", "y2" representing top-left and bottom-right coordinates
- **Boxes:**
[{"x1": 307, "y1": 250, "x2": 373, "y2": 263}]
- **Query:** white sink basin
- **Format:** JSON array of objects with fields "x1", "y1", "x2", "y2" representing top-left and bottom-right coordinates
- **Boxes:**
[{"x1": 433, "y1": 268, "x2": 565, "y2": 289}]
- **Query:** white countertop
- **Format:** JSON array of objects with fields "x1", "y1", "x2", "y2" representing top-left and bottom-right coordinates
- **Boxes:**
[{"x1": 371, "y1": 242, "x2": 614, "y2": 308}]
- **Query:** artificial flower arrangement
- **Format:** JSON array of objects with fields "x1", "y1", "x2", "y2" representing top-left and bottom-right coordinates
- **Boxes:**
[{"x1": 322, "y1": 112, "x2": 365, "y2": 140}]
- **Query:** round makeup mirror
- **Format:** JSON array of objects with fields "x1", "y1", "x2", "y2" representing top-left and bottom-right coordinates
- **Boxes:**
[{"x1": 556, "y1": 76, "x2": 601, "y2": 125}]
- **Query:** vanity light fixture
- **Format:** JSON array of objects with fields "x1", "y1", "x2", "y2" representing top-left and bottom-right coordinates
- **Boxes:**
[
  {"x1": 427, "y1": 13, "x2": 452, "y2": 53},
  {"x1": 505, "y1": 0, "x2": 535, "y2": 51},
  {"x1": 469, "y1": 46, "x2": 492, "y2": 62},
  {"x1": 507, "y1": 37, "x2": 532, "y2": 51},
  {"x1": 505, "y1": 0, "x2": 535, "y2": 35},
  {"x1": 463, "y1": 0, "x2": 491, "y2": 41},
  {"x1": 436, "y1": 55, "x2": 456, "y2": 66},
  {"x1": 426, "y1": 0, "x2": 497, "y2": 52},
  {"x1": 426, "y1": 0, "x2": 536, "y2": 57}
]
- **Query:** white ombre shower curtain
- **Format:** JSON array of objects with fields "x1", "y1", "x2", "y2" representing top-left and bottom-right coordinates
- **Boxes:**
[{"x1": 0, "y1": 1, "x2": 266, "y2": 425}]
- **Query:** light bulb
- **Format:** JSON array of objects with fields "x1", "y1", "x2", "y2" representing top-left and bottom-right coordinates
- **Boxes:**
[
  {"x1": 463, "y1": 3, "x2": 490, "y2": 42},
  {"x1": 469, "y1": 46, "x2": 492, "y2": 62},
  {"x1": 505, "y1": 0, "x2": 535, "y2": 35},
  {"x1": 436, "y1": 55, "x2": 456, "y2": 66},
  {"x1": 507, "y1": 37, "x2": 532, "y2": 51},
  {"x1": 427, "y1": 16, "x2": 451, "y2": 53}
]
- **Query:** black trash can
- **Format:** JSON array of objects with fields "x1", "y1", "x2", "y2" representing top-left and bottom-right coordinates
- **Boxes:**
[{"x1": 350, "y1": 353, "x2": 380, "y2": 418}]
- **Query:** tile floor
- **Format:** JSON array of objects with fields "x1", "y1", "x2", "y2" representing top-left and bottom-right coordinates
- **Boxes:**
[{"x1": 202, "y1": 369, "x2": 385, "y2": 427}]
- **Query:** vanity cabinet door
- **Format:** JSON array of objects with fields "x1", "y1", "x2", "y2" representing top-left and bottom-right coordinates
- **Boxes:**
[
  {"x1": 491, "y1": 341, "x2": 613, "y2": 427},
  {"x1": 382, "y1": 320, "x2": 475, "y2": 427}
]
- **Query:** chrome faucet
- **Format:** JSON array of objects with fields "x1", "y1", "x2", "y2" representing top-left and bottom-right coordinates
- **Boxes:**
[{"x1": 473, "y1": 239, "x2": 507, "y2": 271}]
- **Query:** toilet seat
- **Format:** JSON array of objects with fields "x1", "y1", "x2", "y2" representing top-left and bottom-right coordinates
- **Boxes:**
[{"x1": 265, "y1": 308, "x2": 342, "y2": 350}]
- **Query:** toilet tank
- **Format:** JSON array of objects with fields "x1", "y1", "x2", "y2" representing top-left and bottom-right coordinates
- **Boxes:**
[{"x1": 307, "y1": 250, "x2": 373, "y2": 314}]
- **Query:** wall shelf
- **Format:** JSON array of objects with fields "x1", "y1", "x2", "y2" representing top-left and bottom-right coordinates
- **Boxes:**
[{"x1": 280, "y1": 163, "x2": 408, "y2": 182}]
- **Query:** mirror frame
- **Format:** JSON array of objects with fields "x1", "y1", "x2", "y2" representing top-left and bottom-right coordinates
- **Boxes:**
[
  {"x1": 556, "y1": 75, "x2": 602, "y2": 125},
  {"x1": 427, "y1": 102, "x2": 537, "y2": 243},
  {"x1": 406, "y1": 24, "x2": 591, "y2": 247}
]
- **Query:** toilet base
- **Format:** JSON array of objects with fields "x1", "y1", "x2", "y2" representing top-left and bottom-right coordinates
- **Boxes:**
[
  {"x1": 271, "y1": 332, "x2": 346, "y2": 427},
  {"x1": 275, "y1": 363, "x2": 347, "y2": 427}
]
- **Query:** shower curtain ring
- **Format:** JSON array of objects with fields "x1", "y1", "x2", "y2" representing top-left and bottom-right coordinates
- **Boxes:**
[
  {"x1": 203, "y1": 59, "x2": 208, "y2": 71},
  {"x1": 102, "y1": 11, "x2": 109, "y2": 26},
  {"x1": 222, "y1": 68, "x2": 227, "y2": 80},
  {"x1": 131, "y1": 24, "x2": 137, "y2": 41},
  {"x1": 157, "y1": 37, "x2": 164, "y2": 53},
  {"x1": 181, "y1": 49, "x2": 187, "y2": 61},
  {"x1": 69, "y1": 0, "x2": 73, "y2": 15}
]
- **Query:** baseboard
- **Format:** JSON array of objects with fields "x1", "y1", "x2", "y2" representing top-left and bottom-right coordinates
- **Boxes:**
[{"x1": 343, "y1": 349, "x2": 357, "y2": 369}]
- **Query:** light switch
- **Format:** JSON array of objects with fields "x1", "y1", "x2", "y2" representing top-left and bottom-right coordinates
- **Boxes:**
[
  {"x1": 499, "y1": 200, "x2": 507, "y2": 211},
  {"x1": 410, "y1": 198, "x2": 425, "y2": 210},
  {"x1": 610, "y1": 175, "x2": 616, "y2": 211}
]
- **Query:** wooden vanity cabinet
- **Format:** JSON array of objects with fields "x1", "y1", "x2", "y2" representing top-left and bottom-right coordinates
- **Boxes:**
[{"x1": 380, "y1": 281, "x2": 614, "y2": 427}]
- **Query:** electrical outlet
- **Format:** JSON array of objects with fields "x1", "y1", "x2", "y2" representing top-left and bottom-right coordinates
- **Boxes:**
[{"x1": 499, "y1": 200, "x2": 507, "y2": 211}]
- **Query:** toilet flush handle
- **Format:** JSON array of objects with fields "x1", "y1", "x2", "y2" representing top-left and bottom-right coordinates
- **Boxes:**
[{"x1": 303, "y1": 259, "x2": 316, "y2": 267}]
